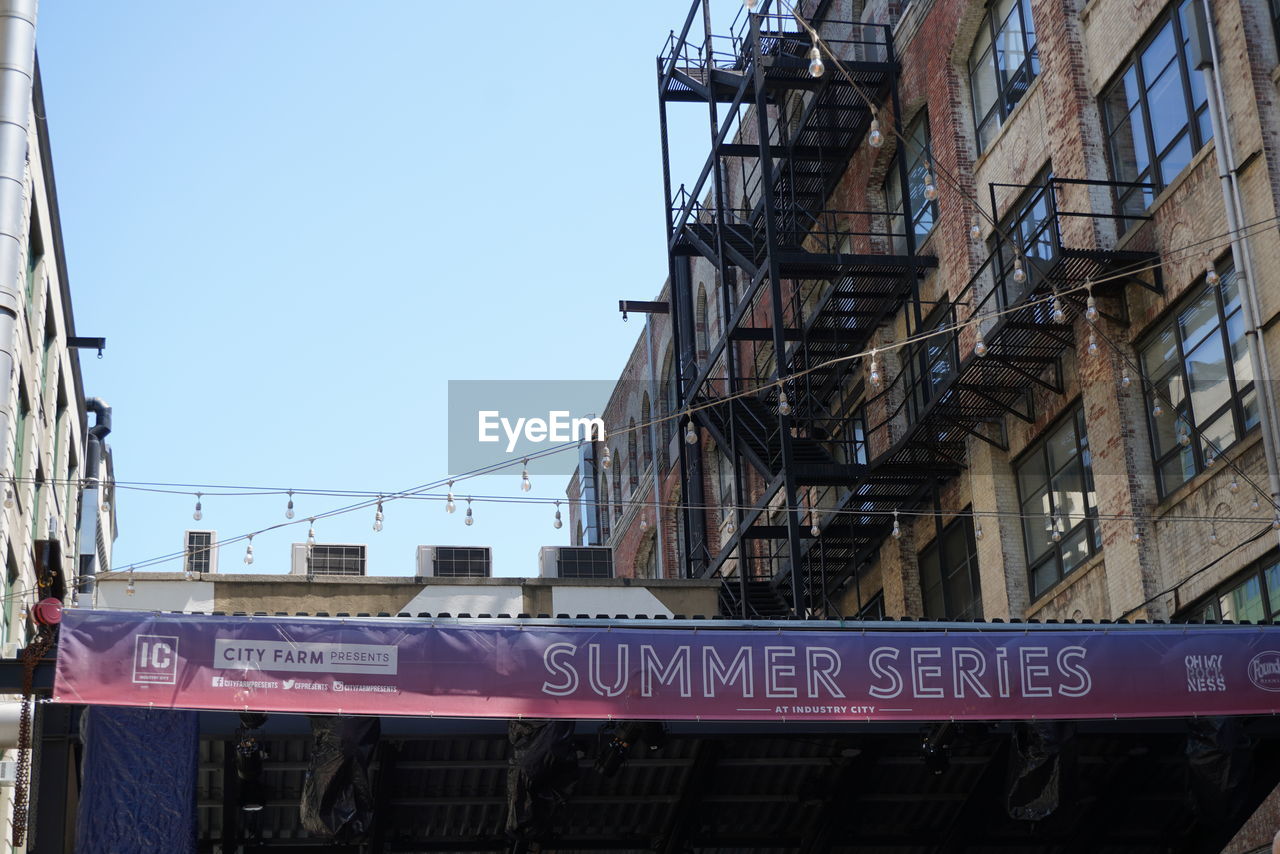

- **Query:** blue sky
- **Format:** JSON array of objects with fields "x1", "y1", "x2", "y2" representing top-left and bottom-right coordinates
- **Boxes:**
[{"x1": 35, "y1": 1, "x2": 735, "y2": 578}]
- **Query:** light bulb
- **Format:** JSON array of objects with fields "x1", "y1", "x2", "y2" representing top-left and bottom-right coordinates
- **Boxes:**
[
  {"x1": 923, "y1": 177, "x2": 939, "y2": 202},
  {"x1": 1205, "y1": 449, "x2": 1217, "y2": 467},
  {"x1": 285, "y1": 492, "x2": 295, "y2": 519},
  {"x1": 970, "y1": 223, "x2": 982, "y2": 240},
  {"x1": 808, "y1": 46, "x2": 824, "y2": 78},
  {"x1": 1131, "y1": 530, "x2": 1141, "y2": 544},
  {"x1": 744, "y1": 0, "x2": 758, "y2": 8},
  {"x1": 1085, "y1": 294, "x2": 1099, "y2": 322},
  {"x1": 1152, "y1": 402, "x2": 1163, "y2": 418},
  {"x1": 306, "y1": 520, "x2": 316, "y2": 546},
  {"x1": 465, "y1": 500, "x2": 474, "y2": 526},
  {"x1": 685, "y1": 421, "x2": 698, "y2": 445},
  {"x1": 1206, "y1": 266, "x2": 1220, "y2": 286},
  {"x1": 18, "y1": 605, "x2": 27, "y2": 619},
  {"x1": 974, "y1": 522, "x2": 983, "y2": 541},
  {"x1": 1273, "y1": 514, "x2": 1280, "y2": 531},
  {"x1": 125, "y1": 578, "x2": 135, "y2": 597},
  {"x1": 867, "y1": 119, "x2": 884, "y2": 149},
  {"x1": 1252, "y1": 495, "x2": 1262, "y2": 511},
  {"x1": 778, "y1": 391, "x2": 791, "y2": 416},
  {"x1": 1210, "y1": 527, "x2": 1220, "y2": 545},
  {"x1": 974, "y1": 327, "x2": 987, "y2": 357},
  {"x1": 1051, "y1": 298, "x2": 1065, "y2": 324},
  {"x1": 869, "y1": 350, "x2": 882, "y2": 389},
  {"x1": 446, "y1": 481, "x2": 456, "y2": 513},
  {"x1": 3, "y1": 485, "x2": 12, "y2": 510},
  {"x1": 244, "y1": 538, "x2": 254, "y2": 566},
  {"x1": 1012, "y1": 261, "x2": 1026, "y2": 284},
  {"x1": 810, "y1": 522, "x2": 820, "y2": 538},
  {"x1": 601, "y1": 447, "x2": 612, "y2": 470},
  {"x1": 554, "y1": 502, "x2": 563, "y2": 530},
  {"x1": 1229, "y1": 479, "x2": 1240, "y2": 494},
  {"x1": 1121, "y1": 372, "x2": 1131, "y2": 389},
  {"x1": 1087, "y1": 332, "x2": 1098, "y2": 356},
  {"x1": 373, "y1": 500, "x2": 384, "y2": 532},
  {"x1": 1050, "y1": 517, "x2": 1062, "y2": 543},
  {"x1": 1178, "y1": 429, "x2": 1191, "y2": 447},
  {"x1": 184, "y1": 569, "x2": 193, "y2": 581},
  {"x1": 521, "y1": 462, "x2": 532, "y2": 492},
  {"x1": 640, "y1": 517, "x2": 648, "y2": 530},
  {"x1": 891, "y1": 510, "x2": 901, "y2": 539},
  {"x1": 193, "y1": 494, "x2": 203, "y2": 522}
]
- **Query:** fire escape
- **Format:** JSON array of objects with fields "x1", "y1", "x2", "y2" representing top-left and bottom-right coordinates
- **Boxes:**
[{"x1": 657, "y1": 1, "x2": 1159, "y2": 618}]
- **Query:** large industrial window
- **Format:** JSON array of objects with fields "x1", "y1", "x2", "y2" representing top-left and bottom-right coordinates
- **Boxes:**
[
  {"x1": 1016, "y1": 406, "x2": 1100, "y2": 598},
  {"x1": 968, "y1": 0, "x2": 1040, "y2": 152},
  {"x1": 1100, "y1": 0, "x2": 1212, "y2": 216},
  {"x1": 1184, "y1": 553, "x2": 1280, "y2": 622},
  {"x1": 1140, "y1": 264, "x2": 1256, "y2": 496},
  {"x1": 990, "y1": 169, "x2": 1055, "y2": 304},
  {"x1": 885, "y1": 111, "x2": 936, "y2": 254},
  {"x1": 906, "y1": 302, "x2": 958, "y2": 422},
  {"x1": 919, "y1": 515, "x2": 983, "y2": 620}
]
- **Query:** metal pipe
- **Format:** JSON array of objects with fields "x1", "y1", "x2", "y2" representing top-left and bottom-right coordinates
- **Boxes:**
[
  {"x1": 1197, "y1": 0, "x2": 1280, "y2": 539},
  {"x1": 644, "y1": 314, "x2": 666, "y2": 578},
  {"x1": 78, "y1": 397, "x2": 110, "y2": 593}
]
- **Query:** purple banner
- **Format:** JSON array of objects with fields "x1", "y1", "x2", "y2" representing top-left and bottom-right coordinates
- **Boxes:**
[{"x1": 51, "y1": 610, "x2": 1280, "y2": 721}]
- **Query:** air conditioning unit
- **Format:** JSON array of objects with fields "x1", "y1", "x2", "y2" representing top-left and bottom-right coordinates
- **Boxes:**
[
  {"x1": 183, "y1": 530, "x2": 218, "y2": 575},
  {"x1": 290, "y1": 543, "x2": 367, "y2": 576},
  {"x1": 416, "y1": 546, "x2": 492, "y2": 578},
  {"x1": 539, "y1": 546, "x2": 613, "y2": 579},
  {"x1": 0, "y1": 760, "x2": 17, "y2": 786}
]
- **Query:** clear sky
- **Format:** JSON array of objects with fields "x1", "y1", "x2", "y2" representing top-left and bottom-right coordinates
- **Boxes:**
[{"x1": 34, "y1": 1, "x2": 738, "y2": 579}]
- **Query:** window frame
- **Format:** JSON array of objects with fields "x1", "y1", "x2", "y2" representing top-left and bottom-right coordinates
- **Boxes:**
[
  {"x1": 1139, "y1": 263, "x2": 1256, "y2": 496},
  {"x1": 918, "y1": 514, "x2": 983, "y2": 620},
  {"x1": 1100, "y1": 0, "x2": 1212, "y2": 214},
  {"x1": 1183, "y1": 552, "x2": 1280, "y2": 623},
  {"x1": 905, "y1": 299, "x2": 959, "y2": 423},
  {"x1": 968, "y1": 0, "x2": 1040, "y2": 152},
  {"x1": 1014, "y1": 404, "x2": 1101, "y2": 598}
]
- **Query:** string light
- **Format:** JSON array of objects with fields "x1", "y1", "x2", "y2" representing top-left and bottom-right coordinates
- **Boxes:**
[
  {"x1": 1177, "y1": 426, "x2": 1191, "y2": 447},
  {"x1": 807, "y1": 45, "x2": 824, "y2": 77},
  {"x1": 521, "y1": 460, "x2": 532, "y2": 492},
  {"x1": 685, "y1": 419, "x2": 698, "y2": 445},
  {"x1": 923, "y1": 172, "x2": 939, "y2": 202},
  {"x1": 1205, "y1": 449, "x2": 1217, "y2": 467},
  {"x1": 810, "y1": 521, "x2": 821, "y2": 538},
  {"x1": 1087, "y1": 331, "x2": 1098, "y2": 356},
  {"x1": 1252, "y1": 495, "x2": 1262, "y2": 511},
  {"x1": 1206, "y1": 266, "x2": 1221, "y2": 286},
  {"x1": 778, "y1": 390, "x2": 791, "y2": 416},
  {"x1": 640, "y1": 516, "x2": 649, "y2": 530},
  {"x1": 553, "y1": 501, "x2": 563, "y2": 530},
  {"x1": 2, "y1": 481, "x2": 12, "y2": 510},
  {"x1": 1152, "y1": 401, "x2": 1164, "y2": 418},
  {"x1": 18, "y1": 604, "x2": 27, "y2": 620},
  {"x1": 1051, "y1": 296, "x2": 1066, "y2": 324},
  {"x1": 744, "y1": 0, "x2": 758, "y2": 9},
  {"x1": 1131, "y1": 527, "x2": 1141, "y2": 544},
  {"x1": 1209, "y1": 524, "x2": 1220, "y2": 545},
  {"x1": 970, "y1": 223, "x2": 982, "y2": 240},
  {"x1": 974, "y1": 521, "x2": 983, "y2": 540},
  {"x1": 1273, "y1": 514, "x2": 1280, "y2": 531},
  {"x1": 974, "y1": 325, "x2": 987, "y2": 357},
  {"x1": 446, "y1": 481, "x2": 456, "y2": 513},
  {"x1": 243, "y1": 535, "x2": 254, "y2": 566},
  {"x1": 1085, "y1": 289, "x2": 1099, "y2": 322},
  {"x1": 1049, "y1": 516, "x2": 1062, "y2": 543},
  {"x1": 891, "y1": 510, "x2": 900, "y2": 539},
  {"x1": 184, "y1": 567, "x2": 194, "y2": 581},
  {"x1": 725, "y1": 514, "x2": 736, "y2": 534},
  {"x1": 285, "y1": 491, "x2": 295, "y2": 519},
  {"x1": 1229, "y1": 478, "x2": 1240, "y2": 494},
  {"x1": 868, "y1": 349, "x2": 882, "y2": 389},
  {"x1": 306, "y1": 519, "x2": 316, "y2": 546},
  {"x1": 601, "y1": 446, "x2": 612, "y2": 470},
  {"x1": 372, "y1": 498, "x2": 384, "y2": 532},
  {"x1": 193, "y1": 492, "x2": 203, "y2": 522},
  {"x1": 465, "y1": 498, "x2": 474, "y2": 526},
  {"x1": 1012, "y1": 259, "x2": 1026, "y2": 284},
  {"x1": 126, "y1": 568, "x2": 135, "y2": 596},
  {"x1": 1121, "y1": 371, "x2": 1131, "y2": 389},
  {"x1": 867, "y1": 118, "x2": 884, "y2": 148}
]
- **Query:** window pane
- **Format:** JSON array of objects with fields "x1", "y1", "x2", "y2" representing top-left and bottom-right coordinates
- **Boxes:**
[
  {"x1": 1179, "y1": 287, "x2": 1221, "y2": 351},
  {"x1": 1031, "y1": 557, "x2": 1057, "y2": 598},
  {"x1": 1185, "y1": 333, "x2": 1231, "y2": 424},
  {"x1": 1158, "y1": 448, "x2": 1196, "y2": 492},
  {"x1": 1227, "y1": 311, "x2": 1253, "y2": 388},
  {"x1": 1158, "y1": 133, "x2": 1194, "y2": 186},
  {"x1": 1199, "y1": 407, "x2": 1237, "y2": 455},
  {"x1": 1018, "y1": 452, "x2": 1048, "y2": 499},
  {"x1": 1051, "y1": 467, "x2": 1089, "y2": 526},
  {"x1": 1146, "y1": 63, "x2": 1189, "y2": 153},
  {"x1": 1141, "y1": 22, "x2": 1177, "y2": 85},
  {"x1": 1148, "y1": 372, "x2": 1186, "y2": 457},
  {"x1": 1142, "y1": 323, "x2": 1179, "y2": 377},
  {"x1": 1060, "y1": 525, "x2": 1092, "y2": 575},
  {"x1": 1220, "y1": 575, "x2": 1266, "y2": 623},
  {"x1": 1267, "y1": 563, "x2": 1280, "y2": 617},
  {"x1": 1046, "y1": 420, "x2": 1080, "y2": 473}
]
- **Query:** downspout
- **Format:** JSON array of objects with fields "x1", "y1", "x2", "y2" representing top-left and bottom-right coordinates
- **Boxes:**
[
  {"x1": 77, "y1": 397, "x2": 109, "y2": 594},
  {"x1": 645, "y1": 313, "x2": 666, "y2": 579},
  {"x1": 1194, "y1": 0, "x2": 1280, "y2": 541},
  {"x1": 0, "y1": 2, "x2": 36, "y2": 541}
]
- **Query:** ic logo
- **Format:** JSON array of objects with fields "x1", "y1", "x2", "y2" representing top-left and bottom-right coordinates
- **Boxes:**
[
  {"x1": 133, "y1": 635, "x2": 179, "y2": 685},
  {"x1": 1248, "y1": 651, "x2": 1280, "y2": 692}
]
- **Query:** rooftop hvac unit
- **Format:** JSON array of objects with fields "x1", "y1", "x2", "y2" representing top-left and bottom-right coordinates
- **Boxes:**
[
  {"x1": 290, "y1": 543, "x2": 367, "y2": 576},
  {"x1": 183, "y1": 530, "x2": 218, "y2": 575},
  {"x1": 416, "y1": 546, "x2": 492, "y2": 578},
  {"x1": 539, "y1": 546, "x2": 613, "y2": 579}
]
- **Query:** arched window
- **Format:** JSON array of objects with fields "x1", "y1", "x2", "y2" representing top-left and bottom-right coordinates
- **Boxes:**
[
  {"x1": 628, "y1": 419, "x2": 639, "y2": 489},
  {"x1": 968, "y1": 0, "x2": 1039, "y2": 152},
  {"x1": 695, "y1": 284, "x2": 709, "y2": 359},
  {"x1": 612, "y1": 451, "x2": 623, "y2": 522},
  {"x1": 662, "y1": 347, "x2": 678, "y2": 444},
  {"x1": 641, "y1": 393, "x2": 653, "y2": 470},
  {"x1": 600, "y1": 474, "x2": 611, "y2": 540}
]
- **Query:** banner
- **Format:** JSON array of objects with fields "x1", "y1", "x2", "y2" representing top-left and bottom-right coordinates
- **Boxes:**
[{"x1": 51, "y1": 610, "x2": 1280, "y2": 721}]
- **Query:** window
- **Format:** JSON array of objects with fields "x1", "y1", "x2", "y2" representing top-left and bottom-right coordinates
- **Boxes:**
[
  {"x1": 919, "y1": 515, "x2": 983, "y2": 620},
  {"x1": 906, "y1": 301, "x2": 958, "y2": 422},
  {"x1": 1185, "y1": 554, "x2": 1280, "y2": 622},
  {"x1": 184, "y1": 530, "x2": 215, "y2": 575},
  {"x1": 1140, "y1": 264, "x2": 1256, "y2": 495},
  {"x1": 1101, "y1": 0, "x2": 1212, "y2": 215},
  {"x1": 641, "y1": 394, "x2": 653, "y2": 470},
  {"x1": 885, "y1": 111, "x2": 936, "y2": 254},
  {"x1": 969, "y1": 0, "x2": 1040, "y2": 151},
  {"x1": 628, "y1": 419, "x2": 639, "y2": 489},
  {"x1": 1016, "y1": 406, "x2": 1101, "y2": 597},
  {"x1": 13, "y1": 382, "x2": 28, "y2": 483},
  {"x1": 990, "y1": 170, "x2": 1056, "y2": 306}
]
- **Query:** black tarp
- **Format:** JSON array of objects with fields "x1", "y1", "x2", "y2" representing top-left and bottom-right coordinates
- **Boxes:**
[
  {"x1": 507, "y1": 719, "x2": 579, "y2": 842},
  {"x1": 299, "y1": 715, "x2": 380, "y2": 843}
]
